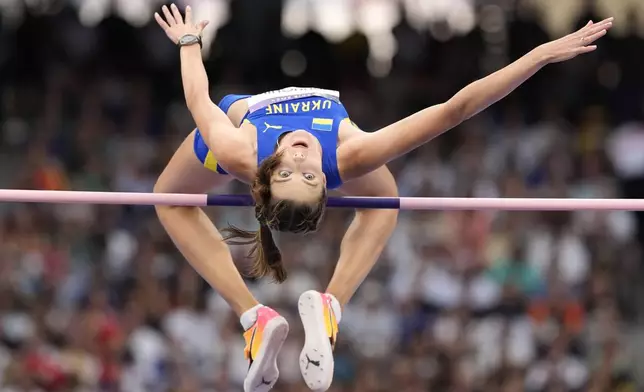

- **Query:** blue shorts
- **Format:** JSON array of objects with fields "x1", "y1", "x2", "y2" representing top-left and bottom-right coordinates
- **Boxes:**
[{"x1": 193, "y1": 94, "x2": 250, "y2": 175}]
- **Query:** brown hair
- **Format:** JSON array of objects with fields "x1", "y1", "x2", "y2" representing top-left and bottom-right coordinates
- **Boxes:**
[{"x1": 222, "y1": 152, "x2": 327, "y2": 283}]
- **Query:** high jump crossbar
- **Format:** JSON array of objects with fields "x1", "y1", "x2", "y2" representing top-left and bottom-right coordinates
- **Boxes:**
[{"x1": 0, "y1": 189, "x2": 642, "y2": 211}]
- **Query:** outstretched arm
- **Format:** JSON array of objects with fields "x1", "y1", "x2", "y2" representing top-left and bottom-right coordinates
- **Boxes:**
[
  {"x1": 155, "y1": 5, "x2": 248, "y2": 174},
  {"x1": 337, "y1": 18, "x2": 613, "y2": 180}
]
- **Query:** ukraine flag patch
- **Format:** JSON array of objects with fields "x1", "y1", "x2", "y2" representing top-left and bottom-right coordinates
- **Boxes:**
[{"x1": 311, "y1": 118, "x2": 333, "y2": 132}]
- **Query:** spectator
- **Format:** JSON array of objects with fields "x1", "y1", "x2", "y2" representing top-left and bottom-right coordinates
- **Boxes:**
[{"x1": 0, "y1": 1, "x2": 641, "y2": 390}]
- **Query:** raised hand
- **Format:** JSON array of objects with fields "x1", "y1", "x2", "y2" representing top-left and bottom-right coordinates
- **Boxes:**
[
  {"x1": 535, "y1": 17, "x2": 614, "y2": 64},
  {"x1": 154, "y1": 3, "x2": 209, "y2": 45}
]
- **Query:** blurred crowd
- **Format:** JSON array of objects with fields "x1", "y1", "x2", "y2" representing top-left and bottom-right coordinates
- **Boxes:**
[{"x1": 0, "y1": 0, "x2": 644, "y2": 391}]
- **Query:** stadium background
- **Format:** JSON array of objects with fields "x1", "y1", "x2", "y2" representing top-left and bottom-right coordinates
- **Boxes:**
[{"x1": 0, "y1": 0, "x2": 644, "y2": 391}]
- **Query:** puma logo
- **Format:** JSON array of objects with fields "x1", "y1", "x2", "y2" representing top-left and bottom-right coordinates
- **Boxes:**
[
  {"x1": 305, "y1": 354, "x2": 320, "y2": 369},
  {"x1": 263, "y1": 122, "x2": 283, "y2": 133}
]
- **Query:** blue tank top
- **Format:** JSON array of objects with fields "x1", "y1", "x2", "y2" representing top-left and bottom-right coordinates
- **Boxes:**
[{"x1": 244, "y1": 95, "x2": 348, "y2": 189}]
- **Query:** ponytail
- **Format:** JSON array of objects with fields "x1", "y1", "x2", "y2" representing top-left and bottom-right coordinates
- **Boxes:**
[{"x1": 222, "y1": 224, "x2": 288, "y2": 283}]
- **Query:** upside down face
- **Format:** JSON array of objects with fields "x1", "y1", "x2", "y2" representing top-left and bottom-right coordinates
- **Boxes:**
[{"x1": 270, "y1": 130, "x2": 326, "y2": 203}]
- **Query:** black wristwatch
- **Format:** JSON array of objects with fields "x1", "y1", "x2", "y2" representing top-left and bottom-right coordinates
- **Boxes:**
[{"x1": 178, "y1": 34, "x2": 202, "y2": 48}]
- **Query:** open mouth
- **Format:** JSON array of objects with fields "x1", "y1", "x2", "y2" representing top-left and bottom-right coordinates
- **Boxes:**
[{"x1": 292, "y1": 141, "x2": 309, "y2": 148}]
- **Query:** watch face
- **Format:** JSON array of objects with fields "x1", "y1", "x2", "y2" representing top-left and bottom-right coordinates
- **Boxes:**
[{"x1": 180, "y1": 35, "x2": 197, "y2": 45}]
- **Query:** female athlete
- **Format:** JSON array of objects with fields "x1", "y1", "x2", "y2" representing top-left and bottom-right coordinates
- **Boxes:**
[{"x1": 153, "y1": 4, "x2": 612, "y2": 392}]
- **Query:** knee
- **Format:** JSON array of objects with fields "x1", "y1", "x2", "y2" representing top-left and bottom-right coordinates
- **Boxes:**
[
  {"x1": 153, "y1": 178, "x2": 166, "y2": 195},
  {"x1": 356, "y1": 188, "x2": 399, "y2": 229},
  {"x1": 375, "y1": 183, "x2": 399, "y2": 226},
  {"x1": 153, "y1": 179, "x2": 178, "y2": 214}
]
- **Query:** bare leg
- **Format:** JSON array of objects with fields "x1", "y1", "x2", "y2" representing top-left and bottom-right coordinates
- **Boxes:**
[
  {"x1": 296, "y1": 167, "x2": 397, "y2": 391},
  {"x1": 326, "y1": 166, "x2": 398, "y2": 306},
  {"x1": 324, "y1": 209, "x2": 397, "y2": 306},
  {"x1": 154, "y1": 130, "x2": 258, "y2": 317}
]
